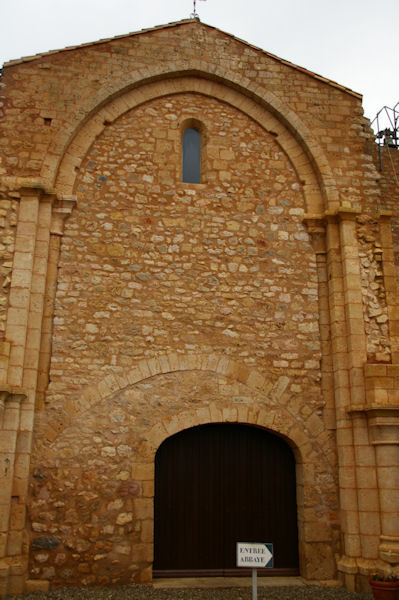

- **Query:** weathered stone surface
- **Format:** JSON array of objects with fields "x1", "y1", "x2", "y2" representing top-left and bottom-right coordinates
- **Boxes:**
[
  {"x1": 0, "y1": 16, "x2": 398, "y2": 598},
  {"x1": 357, "y1": 215, "x2": 391, "y2": 362},
  {"x1": 31, "y1": 537, "x2": 60, "y2": 550}
]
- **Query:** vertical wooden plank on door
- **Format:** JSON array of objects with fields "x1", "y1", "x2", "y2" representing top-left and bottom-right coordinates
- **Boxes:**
[{"x1": 153, "y1": 424, "x2": 299, "y2": 576}]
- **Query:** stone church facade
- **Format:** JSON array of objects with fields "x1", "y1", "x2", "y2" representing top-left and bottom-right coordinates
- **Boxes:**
[{"x1": 0, "y1": 18, "x2": 398, "y2": 596}]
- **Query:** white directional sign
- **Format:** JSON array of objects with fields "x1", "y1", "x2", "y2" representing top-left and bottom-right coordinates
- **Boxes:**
[{"x1": 236, "y1": 542, "x2": 273, "y2": 568}]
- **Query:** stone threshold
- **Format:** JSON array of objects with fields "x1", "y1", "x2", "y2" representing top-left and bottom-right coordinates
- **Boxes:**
[{"x1": 152, "y1": 577, "x2": 342, "y2": 589}]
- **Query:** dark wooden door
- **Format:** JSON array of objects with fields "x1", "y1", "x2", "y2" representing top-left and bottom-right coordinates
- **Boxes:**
[{"x1": 153, "y1": 423, "x2": 299, "y2": 577}]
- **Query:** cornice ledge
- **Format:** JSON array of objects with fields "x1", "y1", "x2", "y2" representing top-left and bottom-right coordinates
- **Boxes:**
[
  {"x1": 324, "y1": 205, "x2": 362, "y2": 223},
  {"x1": 0, "y1": 386, "x2": 28, "y2": 410},
  {"x1": 348, "y1": 404, "x2": 399, "y2": 416},
  {"x1": 1, "y1": 177, "x2": 57, "y2": 197},
  {"x1": 51, "y1": 195, "x2": 77, "y2": 235},
  {"x1": 348, "y1": 404, "x2": 399, "y2": 445},
  {"x1": 302, "y1": 214, "x2": 324, "y2": 228},
  {"x1": 304, "y1": 205, "x2": 362, "y2": 225},
  {"x1": 378, "y1": 209, "x2": 393, "y2": 219}
]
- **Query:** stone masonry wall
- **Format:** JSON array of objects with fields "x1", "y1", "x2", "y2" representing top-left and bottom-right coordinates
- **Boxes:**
[
  {"x1": 45, "y1": 92, "x2": 321, "y2": 404},
  {"x1": 0, "y1": 21, "x2": 379, "y2": 214},
  {"x1": 357, "y1": 215, "x2": 391, "y2": 362},
  {"x1": 26, "y1": 91, "x2": 338, "y2": 585},
  {"x1": 0, "y1": 188, "x2": 18, "y2": 338},
  {"x1": 0, "y1": 79, "x2": 18, "y2": 338},
  {"x1": 30, "y1": 370, "x2": 339, "y2": 587},
  {"x1": 1, "y1": 19, "x2": 397, "y2": 594}
]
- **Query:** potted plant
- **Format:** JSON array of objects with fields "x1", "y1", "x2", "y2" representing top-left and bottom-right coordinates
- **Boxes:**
[{"x1": 369, "y1": 572, "x2": 399, "y2": 600}]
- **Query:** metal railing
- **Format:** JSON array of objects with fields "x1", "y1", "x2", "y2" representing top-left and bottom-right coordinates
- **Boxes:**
[
  {"x1": 371, "y1": 103, "x2": 398, "y2": 172},
  {"x1": 372, "y1": 102, "x2": 399, "y2": 148}
]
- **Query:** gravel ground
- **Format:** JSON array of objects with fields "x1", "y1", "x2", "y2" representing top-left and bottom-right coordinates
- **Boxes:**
[{"x1": 5, "y1": 585, "x2": 372, "y2": 600}]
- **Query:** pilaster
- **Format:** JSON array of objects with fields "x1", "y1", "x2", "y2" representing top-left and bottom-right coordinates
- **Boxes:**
[
  {"x1": 36, "y1": 195, "x2": 76, "y2": 410},
  {"x1": 306, "y1": 206, "x2": 393, "y2": 589},
  {"x1": 324, "y1": 210, "x2": 362, "y2": 574},
  {"x1": 0, "y1": 388, "x2": 27, "y2": 596},
  {"x1": 0, "y1": 185, "x2": 75, "y2": 597},
  {"x1": 303, "y1": 216, "x2": 335, "y2": 429},
  {"x1": 358, "y1": 364, "x2": 399, "y2": 565}
]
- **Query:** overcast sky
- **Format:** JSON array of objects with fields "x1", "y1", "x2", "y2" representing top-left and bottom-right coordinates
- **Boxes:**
[{"x1": 1, "y1": 0, "x2": 398, "y2": 128}]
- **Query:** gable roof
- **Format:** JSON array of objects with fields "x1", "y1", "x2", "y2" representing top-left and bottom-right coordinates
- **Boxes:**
[{"x1": 2, "y1": 18, "x2": 361, "y2": 99}]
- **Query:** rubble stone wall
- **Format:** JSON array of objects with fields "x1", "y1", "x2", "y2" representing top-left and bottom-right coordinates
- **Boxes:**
[
  {"x1": 28, "y1": 90, "x2": 337, "y2": 585},
  {"x1": 357, "y1": 215, "x2": 391, "y2": 362},
  {"x1": 46, "y1": 92, "x2": 321, "y2": 399},
  {"x1": 30, "y1": 368, "x2": 339, "y2": 587},
  {"x1": 0, "y1": 19, "x2": 397, "y2": 595},
  {"x1": 0, "y1": 189, "x2": 18, "y2": 339}
]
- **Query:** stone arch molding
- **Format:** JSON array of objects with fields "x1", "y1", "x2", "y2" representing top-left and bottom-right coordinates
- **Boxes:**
[
  {"x1": 45, "y1": 352, "x2": 334, "y2": 469},
  {"x1": 42, "y1": 64, "x2": 340, "y2": 213}
]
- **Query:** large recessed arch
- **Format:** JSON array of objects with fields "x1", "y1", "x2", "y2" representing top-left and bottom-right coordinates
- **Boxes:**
[
  {"x1": 42, "y1": 352, "x2": 335, "y2": 471},
  {"x1": 42, "y1": 67, "x2": 340, "y2": 213},
  {"x1": 36, "y1": 353, "x2": 338, "y2": 581}
]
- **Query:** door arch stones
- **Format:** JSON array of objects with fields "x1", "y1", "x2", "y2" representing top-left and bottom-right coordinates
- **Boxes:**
[{"x1": 42, "y1": 352, "x2": 324, "y2": 443}]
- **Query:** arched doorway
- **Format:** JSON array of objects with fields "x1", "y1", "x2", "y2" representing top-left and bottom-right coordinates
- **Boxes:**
[{"x1": 153, "y1": 423, "x2": 299, "y2": 577}]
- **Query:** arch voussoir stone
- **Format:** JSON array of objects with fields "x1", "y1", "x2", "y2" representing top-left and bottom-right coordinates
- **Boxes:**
[
  {"x1": 43, "y1": 352, "x2": 332, "y2": 476},
  {"x1": 141, "y1": 400, "x2": 320, "y2": 469},
  {"x1": 42, "y1": 63, "x2": 339, "y2": 213}
]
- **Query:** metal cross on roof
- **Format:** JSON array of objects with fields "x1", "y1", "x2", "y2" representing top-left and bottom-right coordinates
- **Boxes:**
[
  {"x1": 191, "y1": 0, "x2": 206, "y2": 19},
  {"x1": 191, "y1": 0, "x2": 198, "y2": 18}
]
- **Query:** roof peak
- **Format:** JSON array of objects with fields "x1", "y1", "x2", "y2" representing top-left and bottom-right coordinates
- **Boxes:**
[{"x1": 2, "y1": 19, "x2": 361, "y2": 99}]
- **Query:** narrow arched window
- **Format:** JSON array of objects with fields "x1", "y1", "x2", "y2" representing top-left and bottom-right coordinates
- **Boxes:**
[{"x1": 182, "y1": 127, "x2": 201, "y2": 183}]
